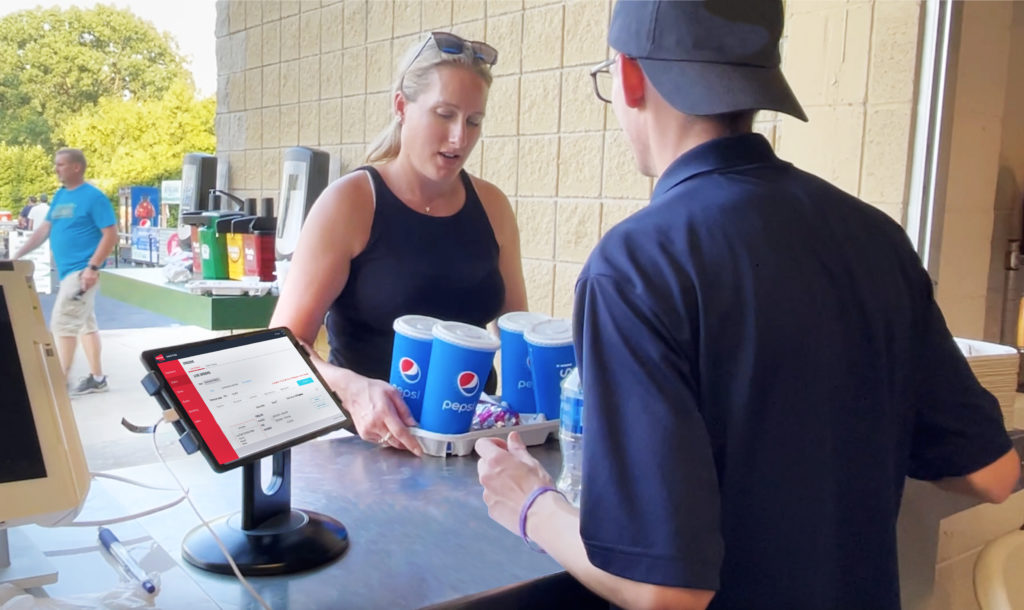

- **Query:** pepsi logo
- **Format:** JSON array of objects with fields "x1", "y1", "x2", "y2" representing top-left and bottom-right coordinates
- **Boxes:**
[
  {"x1": 399, "y1": 357, "x2": 421, "y2": 384},
  {"x1": 457, "y1": 371, "x2": 479, "y2": 397}
]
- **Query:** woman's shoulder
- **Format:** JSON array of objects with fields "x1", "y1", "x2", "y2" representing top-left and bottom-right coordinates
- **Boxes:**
[
  {"x1": 301, "y1": 168, "x2": 378, "y2": 240},
  {"x1": 318, "y1": 167, "x2": 376, "y2": 210},
  {"x1": 299, "y1": 167, "x2": 379, "y2": 258},
  {"x1": 465, "y1": 173, "x2": 511, "y2": 209}
]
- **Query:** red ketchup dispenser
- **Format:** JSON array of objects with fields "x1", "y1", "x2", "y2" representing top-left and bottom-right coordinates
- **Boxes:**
[{"x1": 243, "y1": 198, "x2": 276, "y2": 281}]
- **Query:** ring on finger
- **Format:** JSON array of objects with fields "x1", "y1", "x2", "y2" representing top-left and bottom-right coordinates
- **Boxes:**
[{"x1": 378, "y1": 431, "x2": 393, "y2": 446}]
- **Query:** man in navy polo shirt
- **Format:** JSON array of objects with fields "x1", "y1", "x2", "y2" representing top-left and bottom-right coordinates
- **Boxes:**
[{"x1": 477, "y1": 1, "x2": 1020, "y2": 608}]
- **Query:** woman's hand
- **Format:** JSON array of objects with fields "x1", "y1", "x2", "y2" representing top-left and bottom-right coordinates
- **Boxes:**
[{"x1": 335, "y1": 368, "x2": 423, "y2": 456}]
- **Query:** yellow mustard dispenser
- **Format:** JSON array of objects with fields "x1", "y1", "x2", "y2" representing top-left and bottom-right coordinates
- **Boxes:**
[{"x1": 226, "y1": 216, "x2": 254, "y2": 280}]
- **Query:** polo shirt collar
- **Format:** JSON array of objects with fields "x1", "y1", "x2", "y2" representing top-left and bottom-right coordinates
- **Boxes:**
[{"x1": 652, "y1": 133, "x2": 784, "y2": 201}]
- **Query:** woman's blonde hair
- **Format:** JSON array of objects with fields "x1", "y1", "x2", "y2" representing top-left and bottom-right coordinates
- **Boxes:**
[{"x1": 364, "y1": 34, "x2": 495, "y2": 165}]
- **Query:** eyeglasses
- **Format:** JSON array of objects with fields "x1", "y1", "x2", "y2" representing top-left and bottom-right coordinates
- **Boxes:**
[
  {"x1": 413, "y1": 31, "x2": 499, "y2": 67},
  {"x1": 590, "y1": 56, "x2": 615, "y2": 104}
]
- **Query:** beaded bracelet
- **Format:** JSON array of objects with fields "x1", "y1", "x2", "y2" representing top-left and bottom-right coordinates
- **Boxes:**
[{"x1": 519, "y1": 486, "x2": 564, "y2": 553}]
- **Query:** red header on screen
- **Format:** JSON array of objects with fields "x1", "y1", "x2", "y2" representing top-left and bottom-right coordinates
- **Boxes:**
[{"x1": 157, "y1": 359, "x2": 238, "y2": 464}]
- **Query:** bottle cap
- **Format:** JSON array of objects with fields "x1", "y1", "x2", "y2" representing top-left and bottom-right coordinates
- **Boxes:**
[{"x1": 560, "y1": 367, "x2": 581, "y2": 395}]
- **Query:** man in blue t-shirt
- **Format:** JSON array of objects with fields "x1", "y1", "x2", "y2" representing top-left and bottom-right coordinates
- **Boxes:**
[
  {"x1": 12, "y1": 148, "x2": 117, "y2": 395},
  {"x1": 476, "y1": 2, "x2": 1021, "y2": 608}
]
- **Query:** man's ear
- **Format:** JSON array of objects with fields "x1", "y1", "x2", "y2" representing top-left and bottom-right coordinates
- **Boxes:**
[{"x1": 619, "y1": 55, "x2": 645, "y2": 108}]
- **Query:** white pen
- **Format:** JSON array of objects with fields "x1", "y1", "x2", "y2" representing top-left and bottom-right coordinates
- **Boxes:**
[{"x1": 98, "y1": 527, "x2": 156, "y2": 594}]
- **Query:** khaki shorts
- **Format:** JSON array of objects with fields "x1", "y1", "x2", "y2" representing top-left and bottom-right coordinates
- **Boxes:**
[{"x1": 51, "y1": 271, "x2": 99, "y2": 337}]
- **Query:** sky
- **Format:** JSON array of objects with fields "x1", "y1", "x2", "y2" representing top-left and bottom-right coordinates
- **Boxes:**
[{"x1": 0, "y1": 0, "x2": 217, "y2": 97}]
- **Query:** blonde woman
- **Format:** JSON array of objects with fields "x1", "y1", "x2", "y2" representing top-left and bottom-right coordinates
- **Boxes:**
[{"x1": 271, "y1": 32, "x2": 527, "y2": 455}]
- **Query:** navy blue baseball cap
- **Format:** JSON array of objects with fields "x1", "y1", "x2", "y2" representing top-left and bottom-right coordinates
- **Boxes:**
[{"x1": 609, "y1": 0, "x2": 808, "y2": 121}]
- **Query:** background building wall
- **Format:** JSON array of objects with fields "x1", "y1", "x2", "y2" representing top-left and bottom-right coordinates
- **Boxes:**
[
  {"x1": 936, "y1": 1, "x2": 1013, "y2": 339},
  {"x1": 216, "y1": 0, "x2": 927, "y2": 323},
  {"x1": 983, "y1": 2, "x2": 1024, "y2": 344}
]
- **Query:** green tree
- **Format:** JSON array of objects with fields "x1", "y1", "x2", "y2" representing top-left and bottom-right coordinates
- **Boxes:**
[
  {"x1": 59, "y1": 79, "x2": 216, "y2": 199},
  {"x1": 0, "y1": 4, "x2": 191, "y2": 150},
  {"x1": 0, "y1": 144, "x2": 54, "y2": 214}
]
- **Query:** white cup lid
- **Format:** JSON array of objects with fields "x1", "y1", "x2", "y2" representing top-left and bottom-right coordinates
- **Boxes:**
[
  {"x1": 524, "y1": 318, "x2": 573, "y2": 347},
  {"x1": 433, "y1": 321, "x2": 500, "y2": 352},
  {"x1": 393, "y1": 315, "x2": 441, "y2": 340},
  {"x1": 497, "y1": 311, "x2": 550, "y2": 333}
]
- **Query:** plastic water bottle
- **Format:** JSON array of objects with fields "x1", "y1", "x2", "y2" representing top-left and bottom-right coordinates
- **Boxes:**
[{"x1": 556, "y1": 368, "x2": 583, "y2": 507}]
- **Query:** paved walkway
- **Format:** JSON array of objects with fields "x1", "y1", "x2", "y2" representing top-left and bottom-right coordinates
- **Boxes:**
[
  {"x1": 37, "y1": 287, "x2": 179, "y2": 329},
  {"x1": 36, "y1": 286, "x2": 218, "y2": 472},
  {"x1": 66, "y1": 325, "x2": 220, "y2": 472}
]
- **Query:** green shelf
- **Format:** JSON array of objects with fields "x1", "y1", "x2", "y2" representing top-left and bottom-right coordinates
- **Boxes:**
[{"x1": 100, "y1": 268, "x2": 277, "y2": 331}]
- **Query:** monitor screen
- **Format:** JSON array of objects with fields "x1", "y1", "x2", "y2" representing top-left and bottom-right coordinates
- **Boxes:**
[
  {"x1": 0, "y1": 260, "x2": 89, "y2": 529},
  {"x1": 0, "y1": 286, "x2": 47, "y2": 484},
  {"x1": 140, "y1": 328, "x2": 350, "y2": 472}
]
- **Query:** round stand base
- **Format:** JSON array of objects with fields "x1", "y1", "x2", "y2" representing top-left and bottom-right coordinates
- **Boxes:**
[{"x1": 182, "y1": 509, "x2": 348, "y2": 575}]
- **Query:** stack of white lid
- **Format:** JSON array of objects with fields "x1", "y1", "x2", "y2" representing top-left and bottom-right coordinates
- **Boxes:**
[{"x1": 954, "y1": 338, "x2": 1019, "y2": 430}]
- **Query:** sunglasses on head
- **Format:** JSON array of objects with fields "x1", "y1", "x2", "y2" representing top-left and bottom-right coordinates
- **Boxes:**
[{"x1": 418, "y1": 31, "x2": 499, "y2": 66}]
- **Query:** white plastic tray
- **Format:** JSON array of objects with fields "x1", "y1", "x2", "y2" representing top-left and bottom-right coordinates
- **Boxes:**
[
  {"x1": 409, "y1": 418, "x2": 558, "y2": 457},
  {"x1": 186, "y1": 279, "x2": 273, "y2": 296}
]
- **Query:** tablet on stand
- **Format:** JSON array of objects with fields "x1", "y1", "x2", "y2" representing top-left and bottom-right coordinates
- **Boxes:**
[{"x1": 140, "y1": 327, "x2": 354, "y2": 575}]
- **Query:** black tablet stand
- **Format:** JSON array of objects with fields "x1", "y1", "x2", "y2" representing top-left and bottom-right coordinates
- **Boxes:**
[
  {"x1": 181, "y1": 449, "x2": 349, "y2": 575},
  {"x1": 140, "y1": 372, "x2": 349, "y2": 575}
]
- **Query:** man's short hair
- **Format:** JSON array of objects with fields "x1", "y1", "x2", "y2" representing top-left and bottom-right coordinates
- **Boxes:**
[
  {"x1": 39, "y1": 193, "x2": 47, "y2": 203},
  {"x1": 55, "y1": 148, "x2": 87, "y2": 171},
  {"x1": 28, "y1": 196, "x2": 37, "y2": 204}
]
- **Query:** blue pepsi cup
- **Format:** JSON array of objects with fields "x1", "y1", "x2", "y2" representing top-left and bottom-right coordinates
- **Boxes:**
[
  {"x1": 419, "y1": 321, "x2": 500, "y2": 434},
  {"x1": 525, "y1": 318, "x2": 576, "y2": 421},
  {"x1": 497, "y1": 311, "x2": 550, "y2": 413},
  {"x1": 389, "y1": 315, "x2": 440, "y2": 422}
]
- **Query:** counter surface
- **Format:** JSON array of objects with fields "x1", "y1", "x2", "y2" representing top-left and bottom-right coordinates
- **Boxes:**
[
  {"x1": 99, "y1": 267, "x2": 276, "y2": 330},
  {"x1": 101, "y1": 432, "x2": 564, "y2": 609}
]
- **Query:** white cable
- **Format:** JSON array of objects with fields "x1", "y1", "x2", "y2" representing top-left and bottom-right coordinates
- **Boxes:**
[
  {"x1": 151, "y1": 417, "x2": 272, "y2": 610},
  {"x1": 64, "y1": 494, "x2": 187, "y2": 527},
  {"x1": 91, "y1": 471, "x2": 180, "y2": 491},
  {"x1": 58, "y1": 457, "x2": 190, "y2": 526}
]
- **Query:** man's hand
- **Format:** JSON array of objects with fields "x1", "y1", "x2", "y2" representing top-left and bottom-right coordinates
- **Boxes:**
[
  {"x1": 476, "y1": 432, "x2": 554, "y2": 534},
  {"x1": 80, "y1": 266, "x2": 100, "y2": 292}
]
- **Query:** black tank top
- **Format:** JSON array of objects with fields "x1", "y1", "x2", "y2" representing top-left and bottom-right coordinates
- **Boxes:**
[{"x1": 326, "y1": 166, "x2": 505, "y2": 382}]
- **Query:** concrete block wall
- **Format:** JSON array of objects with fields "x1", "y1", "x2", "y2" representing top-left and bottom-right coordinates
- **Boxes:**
[
  {"x1": 777, "y1": 0, "x2": 921, "y2": 225},
  {"x1": 216, "y1": 0, "x2": 925, "y2": 321}
]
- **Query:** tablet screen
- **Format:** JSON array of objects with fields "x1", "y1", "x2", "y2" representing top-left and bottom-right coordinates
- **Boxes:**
[{"x1": 141, "y1": 328, "x2": 349, "y2": 471}]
